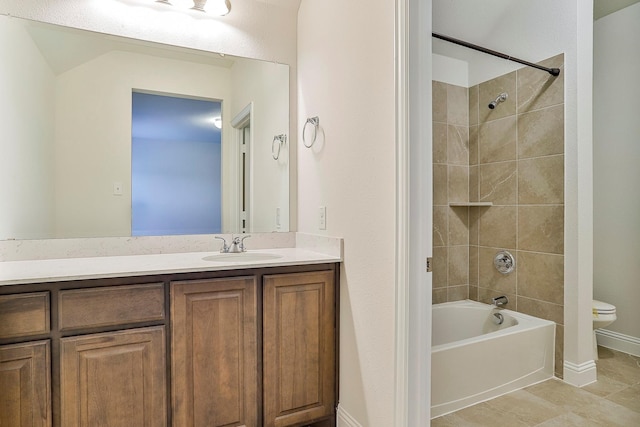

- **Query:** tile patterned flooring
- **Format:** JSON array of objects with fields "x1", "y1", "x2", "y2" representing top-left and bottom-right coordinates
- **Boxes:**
[{"x1": 432, "y1": 347, "x2": 640, "y2": 426}]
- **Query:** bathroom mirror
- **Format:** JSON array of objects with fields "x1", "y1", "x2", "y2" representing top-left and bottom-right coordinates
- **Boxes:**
[{"x1": 0, "y1": 15, "x2": 290, "y2": 240}]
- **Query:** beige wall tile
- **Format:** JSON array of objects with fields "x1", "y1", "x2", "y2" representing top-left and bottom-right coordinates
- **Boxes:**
[
  {"x1": 469, "y1": 208, "x2": 481, "y2": 246},
  {"x1": 518, "y1": 206, "x2": 564, "y2": 254},
  {"x1": 518, "y1": 105, "x2": 564, "y2": 159},
  {"x1": 432, "y1": 80, "x2": 447, "y2": 122},
  {"x1": 517, "y1": 54, "x2": 564, "y2": 113},
  {"x1": 479, "y1": 206, "x2": 517, "y2": 249},
  {"x1": 479, "y1": 161, "x2": 517, "y2": 205},
  {"x1": 449, "y1": 207, "x2": 469, "y2": 246},
  {"x1": 468, "y1": 285, "x2": 478, "y2": 301},
  {"x1": 448, "y1": 166, "x2": 469, "y2": 203},
  {"x1": 469, "y1": 245, "x2": 479, "y2": 286},
  {"x1": 433, "y1": 288, "x2": 448, "y2": 304},
  {"x1": 478, "y1": 247, "x2": 517, "y2": 295},
  {"x1": 517, "y1": 296, "x2": 564, "y2": 324},
  {"x1": 469, "y1": 85, "x2": 479, "y2": 127},
  {"x1": 447, "y1": 125, "x2": 469, "y2": 165},
  {"x1": 433, "y1": 122, "x2": 448, "y2": 164},
  {"x1": 447, "y1": 84, "x2": 468, "y2": 126},
  {"x1": 479, "y1": 71, "x2": 516, "y2": 123},
  {"x1": 479, "y1": 116, "x2": 517, "y2": 163},
  {"x1": 448, "y1": 285, "x2": 469, "y2": 302},
  {"x1": 448, "y1": 245, "x2": 469, "y2": 286},
  {"x1": 433, "y1": 246, "x2": 448, "y2": 288},
  {"x1": 433, "y1": 164, "x2": 448, "y2": 206},
  {"x1": 469, "y1": 165, "x2": 479, "y2": 202},
  {"x1": 469, "y1": 125, "x2": 479, "y2": 165},
  {"x1": 518, "y1": 251, "x2": 564, "y2": 304},
  {"x1": 433, "y1": 206, "x2": 448, "y2": 247},
  {"x1": 519, "y1": 155, "x2": 564, "y2": 205}
]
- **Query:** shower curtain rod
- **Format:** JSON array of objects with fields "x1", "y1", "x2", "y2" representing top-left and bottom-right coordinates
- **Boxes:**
[{"x1": 432, "y1": 33, "x2": 561, "y2": 77}]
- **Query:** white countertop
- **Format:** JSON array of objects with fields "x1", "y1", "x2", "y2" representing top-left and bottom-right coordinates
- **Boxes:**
[{"x1": 0, "y1": 248, "x2": 341, "y2": 286}]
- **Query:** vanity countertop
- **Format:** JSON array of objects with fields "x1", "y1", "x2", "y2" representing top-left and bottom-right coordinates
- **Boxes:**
[{"x1": 0, "y1": 248, "x2": 342, "y2": 286}]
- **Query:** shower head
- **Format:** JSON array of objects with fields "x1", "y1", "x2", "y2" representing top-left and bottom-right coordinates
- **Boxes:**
[{"x1": 488, "y1": 92, "x2": 508, "y2": 109}]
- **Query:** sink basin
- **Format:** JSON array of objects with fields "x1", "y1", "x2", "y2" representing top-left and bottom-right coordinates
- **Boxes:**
[{"x1": 202, "y1": 253, "x2": 284, "y2": 263}]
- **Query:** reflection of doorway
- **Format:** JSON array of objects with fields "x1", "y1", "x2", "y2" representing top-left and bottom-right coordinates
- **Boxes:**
[
  {"x1": 240, "y1": 126, "x2": 251, "y2": 233},
  {"x1": 131, "y1": 91, "x2": 222, "y2": 236},
  {"x1": 231, "y1": 103, "x2": 253, "y2": 233}
]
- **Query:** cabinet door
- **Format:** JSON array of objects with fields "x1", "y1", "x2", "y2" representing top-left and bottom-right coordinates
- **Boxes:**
[
  {"x1": 263, "y1": 271, "x2": 335, "y2": 427},
  {"x1": 0, "y1": 341, "x2": 51, "y2": 427},
  {"x1": 171, "y1": 277, "x2": 258, "y2": 427},
  {"x1": 60, "y1": 326, "x2": 166, "y2": 427}
]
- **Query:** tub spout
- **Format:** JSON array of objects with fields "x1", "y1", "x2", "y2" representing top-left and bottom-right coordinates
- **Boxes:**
[{"x1": 492, "y1": 295, "x2": 509, "y2": 307}]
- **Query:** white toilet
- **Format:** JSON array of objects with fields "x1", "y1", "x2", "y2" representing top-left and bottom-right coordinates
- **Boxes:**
[{"x1": 592, "y1": 299, "x2": 617, "y2": 359}]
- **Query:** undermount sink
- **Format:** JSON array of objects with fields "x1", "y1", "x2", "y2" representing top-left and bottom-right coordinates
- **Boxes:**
[{"x1": 202, "y1": 252, "x2": 284, "y2": 263}]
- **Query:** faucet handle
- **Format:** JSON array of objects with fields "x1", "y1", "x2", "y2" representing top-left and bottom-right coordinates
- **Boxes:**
[
  {"x1": 214, "y1": 236, "x2": 229, "y2": 253},
  {"x1": 239, "y1": 235, "x2": 251, "y2": 252}
]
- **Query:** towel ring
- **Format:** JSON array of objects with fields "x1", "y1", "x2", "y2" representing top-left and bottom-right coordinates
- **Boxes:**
[
  {"x1": 272, "y1": 134, "x2": 286, "y2": 160},
  {"x1": 303, "y1": 116, "x2": 319, "y2": 148}
]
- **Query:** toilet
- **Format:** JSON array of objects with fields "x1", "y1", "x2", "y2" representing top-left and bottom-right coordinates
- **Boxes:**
[{"x1": 592, "y1": 299, "x2": 617, "y2": 359}]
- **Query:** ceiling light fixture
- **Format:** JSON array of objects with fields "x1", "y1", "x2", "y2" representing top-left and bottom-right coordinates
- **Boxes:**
[{"x1": 154, "y1": 0, "x2": 231, "y2": 16}]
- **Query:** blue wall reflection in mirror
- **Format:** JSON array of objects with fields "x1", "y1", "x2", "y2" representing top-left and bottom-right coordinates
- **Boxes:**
[{"x1": 132, "y1": 92, "x2": 222, "y2": 236}]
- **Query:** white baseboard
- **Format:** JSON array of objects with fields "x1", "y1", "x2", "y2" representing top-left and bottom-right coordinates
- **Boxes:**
[
  {"x1": 337, "y1": 405, "x2": 363, "y2": 427},
  {"x1": 563, "y1": 359, "x2": 597, "y2": 387},
  {"x1": 596, "y1": 329, "x2": 640, "y2": 357}
]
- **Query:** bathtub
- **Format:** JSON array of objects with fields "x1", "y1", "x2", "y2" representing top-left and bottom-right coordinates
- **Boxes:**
[{"x1": 431, "y1": 300, "x2": 555, "y2": 418}]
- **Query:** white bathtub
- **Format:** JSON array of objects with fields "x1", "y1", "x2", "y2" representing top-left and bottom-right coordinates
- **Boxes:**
[{"x1": 431, "y1": 300, "x2": 555, "y2": 418}]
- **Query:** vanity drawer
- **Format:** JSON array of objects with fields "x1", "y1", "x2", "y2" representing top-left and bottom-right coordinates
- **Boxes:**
[
  {"x1": 59, "y1": 284, "x2": 165, "y2": 331},
  {"x1": 0, "y1": 292, "x2": 50, "y2": 339}
]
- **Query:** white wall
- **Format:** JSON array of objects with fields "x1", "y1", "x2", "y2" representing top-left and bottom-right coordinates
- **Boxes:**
[
  {"x1": 297, "y1": 1, "x2": 396, "y2": 425},
  {"x1": 0, "y1": 0, "x2": 299, "y2": 231},
  {"x1": 54, "y1": 50, "x2": 232, "y2": 237},
  {"x1": 230, "y1": 58, "x2": 290, "y2": 232},
  {"x1": 0, "y1": 18, "x2": 56, "y2": 239},
  {"x1": 432, "y1": 53, "x2": 468, "y2": 87},
  {"x1": 593, "y1": 3, "x2": 640, "y2": 350}
]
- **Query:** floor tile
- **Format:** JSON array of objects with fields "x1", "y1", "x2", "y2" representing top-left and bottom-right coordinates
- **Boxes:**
[
  {"x1": 525, "y1": 378, "x2": 602, "y2": 411},
  {"x1": 571, "y1": 397, "x2": 640, "y2": 427},
  {"x1": 484, "y1": 389, "x2": 565, "y2": 425},
  {"x1": 453, "y1": 402, "x2": 530, "y2": 427},
  {"x1": 582, "y1": 372, "x2": 630, "y2": 398},
  {"x1": 606, "y1": 383, "x2": 640, "y2": 414},
  {"x1": 533, "y1": 412, "x2": 601, "y2": 427}
]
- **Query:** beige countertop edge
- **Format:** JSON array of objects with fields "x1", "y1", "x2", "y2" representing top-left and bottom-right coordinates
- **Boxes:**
[{"x1": 0, "y1": 248, "x2": 342, "y2": 287}]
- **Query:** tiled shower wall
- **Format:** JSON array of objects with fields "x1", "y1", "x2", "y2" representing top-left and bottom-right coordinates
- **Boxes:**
[{"x1": 432, "y1": 54, "x2": 565, "y2": 376}]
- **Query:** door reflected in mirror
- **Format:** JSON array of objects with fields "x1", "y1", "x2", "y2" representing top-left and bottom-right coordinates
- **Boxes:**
[{"x1": 0, "y1": 15, "x2": 290, "y2": 240}]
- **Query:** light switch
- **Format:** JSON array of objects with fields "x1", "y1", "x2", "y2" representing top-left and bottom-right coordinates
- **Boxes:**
[
  {"x1": 319, "y1": 206, "x2": 326, "y2": 230},
  {"x1": 113, "y1": 182, "x2": 123, "y2": 196}
]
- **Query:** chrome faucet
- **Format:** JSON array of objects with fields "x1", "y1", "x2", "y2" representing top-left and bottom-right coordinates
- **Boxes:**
[
  {"x1": 215, "y1": 235, "x2": 251, "y2": 253},
  {"x1": 492, "y1": 295, "x2": 509, "y2": 308}
]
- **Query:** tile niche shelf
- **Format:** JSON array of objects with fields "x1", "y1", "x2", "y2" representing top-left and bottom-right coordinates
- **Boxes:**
[{"x1": 448, "y1": 202, "x2": 493, "y2": 207}]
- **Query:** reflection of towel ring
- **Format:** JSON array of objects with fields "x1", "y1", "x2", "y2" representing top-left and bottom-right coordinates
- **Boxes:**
[
  {"x1": 303, "y1": 116, "x2": 319, "y2": 148},
  {"x1": 272, "y1": 134, "x2": 286, "y2": 160}
]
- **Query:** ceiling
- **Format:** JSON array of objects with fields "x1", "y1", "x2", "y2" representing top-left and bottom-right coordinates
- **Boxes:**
[{"x1": 594, "y1": 0, "x2": 640, "y2": 20}]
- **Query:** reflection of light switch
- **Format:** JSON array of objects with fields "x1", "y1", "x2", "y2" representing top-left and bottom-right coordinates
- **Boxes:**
[
  {"x1": 319, "y1": 206, "x2": 326, "y2": 230},
  {"x1": 113, "y1": 182, "x2": 123, "y2": 196},
  {"x1": 276, "y1": 207, "x2": 281, "y2": 229}
]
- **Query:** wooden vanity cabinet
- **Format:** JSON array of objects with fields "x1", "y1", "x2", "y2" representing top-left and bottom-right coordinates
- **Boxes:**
[
  {"x1": 0, "y1": 263, "x2": 338, "y2": 427},
  {"x1": 263, "y1": 271, "x2": 335, "y2": 427},
  {"x1": 171, "y1": 277, "x2": 258, "y2": 427},
  {"x1": 171, "y1": 268, "x2": 337, "y2": 427},
  {"x1": 0, "y1": 340, "x2": 51, "y2": 427}
]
